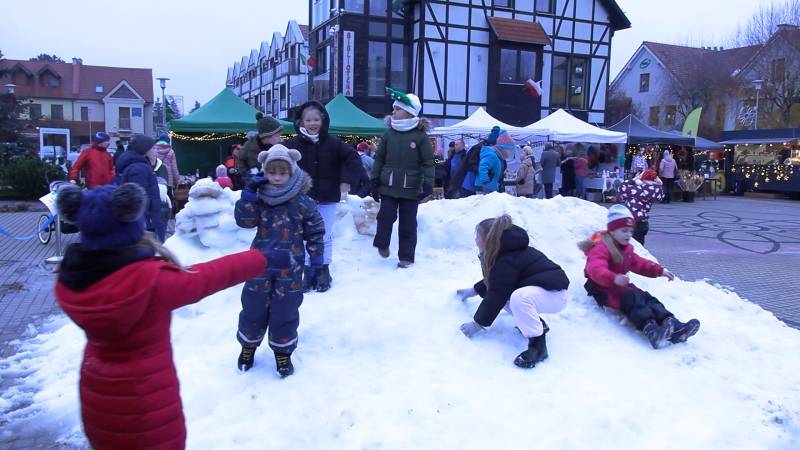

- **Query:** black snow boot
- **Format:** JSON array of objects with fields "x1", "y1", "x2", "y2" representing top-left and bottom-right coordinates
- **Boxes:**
[
  {"x1": 642, "y1": 319, "x2": 674, "y2": 349},
  {"x1": 302, "y1": 266, "x2": 317, "y2": 294},
  {"x1": 315, "y1": 265, "x2": 332, "y2": 292},
  {"x1": 274, "y1": 352, "x2": 294, "y2": 378},
  {"x1": 667, "y1": 317, "x2": 701, "y2": 344},
  {"x1": 238, "y1": 345, "x2": 257, "y2": 372},
  {"x1": 514, "y1": 319, "x2": 550, "y2": 369}
]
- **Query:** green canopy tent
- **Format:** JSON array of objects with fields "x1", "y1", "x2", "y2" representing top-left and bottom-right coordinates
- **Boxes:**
[
  {"x1": 324, "y1": 94, "x2": 386, "y2": 137},
  {"x1": 169, "y1": 88, "x2": 292, "y2": 177}
]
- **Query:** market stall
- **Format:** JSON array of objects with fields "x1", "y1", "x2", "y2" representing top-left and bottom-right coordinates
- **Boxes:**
[
  {"x1": 429, "y1": 107, "x2": 548, "y2": 141},
  {"x1": 720, "y1": 128, "x2": 800, "y2": 196},
  {"x1": 324, "y1": 94, "x2": 387, "y2": 140}
]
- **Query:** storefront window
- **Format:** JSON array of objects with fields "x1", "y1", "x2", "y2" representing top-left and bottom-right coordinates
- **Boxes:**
[
  {"x1": 550, "y1": 55, "x2": 568, "y2": 106},
  {"x1": 368, "y1": 41, "x2": 387, "y2": 96},
  {"x1": 370, "y1": 0, "x2": 387, "y2": 16},
  {"x1": 390, "y1": 43, "x2": 408, "y2": 91},
  {"x1": 344, "y1": 0, "x2": 365, "y2": 13}
]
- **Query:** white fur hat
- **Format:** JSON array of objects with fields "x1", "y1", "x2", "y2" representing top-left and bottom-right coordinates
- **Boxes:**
[
  {"x1": 607, "y1": 204, "x2": 635, "y2": 231},
  {"x1": 393, "y1": 93, "x2": 422, "y2": 117},
  {"x1": 258, "y1": 144, "x2": 302, "y2": 173}
]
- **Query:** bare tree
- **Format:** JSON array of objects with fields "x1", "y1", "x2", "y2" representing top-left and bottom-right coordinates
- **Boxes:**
[
  {"x1": 737, "y1": 46, "x2": 800, "y2": 129},
  {"x1": 605, "y1": 88, "x2": 641, "y2": 125},
  {"x1": 730, "y1": 0, "x2": 800, "y2": 46}
]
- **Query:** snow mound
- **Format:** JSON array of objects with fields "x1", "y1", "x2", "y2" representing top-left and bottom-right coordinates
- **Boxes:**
[{"x1": 2, "y1": 193, "x2": 799, "y2": 450}]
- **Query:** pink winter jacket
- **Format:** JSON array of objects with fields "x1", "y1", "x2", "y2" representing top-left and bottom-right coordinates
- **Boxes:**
[
  {"x1": 584, "y1": 238, "x2": 664, "y2": 309},
  {"x1": 153, "y1": 143, "x2": 180, "y2": 188}
]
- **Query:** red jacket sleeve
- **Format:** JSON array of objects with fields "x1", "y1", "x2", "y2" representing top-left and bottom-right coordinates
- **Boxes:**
[
  {"x1": 155, "y1": 249, "x2": 266, "y2": 310},
  {"x1": 585, "y1": 243, "x2": 618, "y2": 288},
  {"x1": 629, "y1": 252, "x2": 664, "y2": 278},
  {"x1": 70, "y1": 150, "x2": 89, "y2": 181}
]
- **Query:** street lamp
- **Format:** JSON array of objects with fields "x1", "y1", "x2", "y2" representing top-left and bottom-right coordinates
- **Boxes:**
[
  {"x1": 753, "y1": 79, "x2": 763, "y2": 130},
  {"x1": 156, "y1": 77, "x2": 170, "y2": 133}
]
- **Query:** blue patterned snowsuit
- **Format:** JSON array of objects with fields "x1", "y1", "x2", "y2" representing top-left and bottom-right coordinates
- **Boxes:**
[{"x1": 235, "y1": 190, "x2": 324, "y2": 354}]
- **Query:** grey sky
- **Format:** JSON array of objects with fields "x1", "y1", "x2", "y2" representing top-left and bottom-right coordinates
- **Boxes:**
[{"x1": 0, "y1": 0, "x2": 775, "y2": 108}]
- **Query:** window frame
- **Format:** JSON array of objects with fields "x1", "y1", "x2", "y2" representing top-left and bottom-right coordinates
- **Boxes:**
[
  {"x1": 493, "y1": 0, "x2": 513, "y2": 8},
  {"x1": 639, "y1": 73, "x2": 650, "y2": 93},
  {"x1": 50, "y1": 104, "x2": 64, "y2": 120},
  {"x1": 549, "y1": 54, "x2": 589, "y2": 109},
  {"x1": 535, "y1": 0, "x2": 554, "y2": 13},
  {"x1": 649, "y1": 106, "x2": 660, "y2": 127},
  {"x1": 80, "y1": 106, "x2": 89, "y2": 121},
  {"x1": 367, "y1": 40, "x2": 388, "y2": 96},
  {"x1": 665, "y1": 105, "x2": 677, "y2": 127},
  {"x1": 498, "y1": 48, "x2": 538, "y2": 85}
]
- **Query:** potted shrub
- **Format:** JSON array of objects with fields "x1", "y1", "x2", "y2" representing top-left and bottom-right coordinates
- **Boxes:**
[{"x1": 677, "y1": 170, "x2": 704, "y2": 202}]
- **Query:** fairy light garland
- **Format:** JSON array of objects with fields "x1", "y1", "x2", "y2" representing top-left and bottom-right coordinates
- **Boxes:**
[
  {"x1": 731, "y1": 163, "x2": 796, "y2": 188},
  {"x1": 168, "y1": 131, "x2": 381, "y2": 146}
]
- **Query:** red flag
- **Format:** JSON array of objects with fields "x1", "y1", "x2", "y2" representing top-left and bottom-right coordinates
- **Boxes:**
[
  {"x1": 306, "y1": 57, "x2": 316, "y2": 68},
  {"x1": 525, "y1": 79, "x2": 543, "y2": 97}
]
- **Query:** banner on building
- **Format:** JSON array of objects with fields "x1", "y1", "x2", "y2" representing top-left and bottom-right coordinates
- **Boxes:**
[{"x1": 343, "y1": 31, "x2": 355, "y2": 97}]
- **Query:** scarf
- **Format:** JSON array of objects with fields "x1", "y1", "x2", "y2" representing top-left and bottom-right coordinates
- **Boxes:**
[
  {"x1": 390, "y1": 117, "x2": 420, "y2": 132},
  {"x1": 299, "y1": 127, "x2": 320, "y2": 143},
  {"x1": 257, "y1": 170, "x2": 306, "y2": 206}
]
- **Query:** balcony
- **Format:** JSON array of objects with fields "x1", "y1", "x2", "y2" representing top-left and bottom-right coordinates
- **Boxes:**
[{"x1": 118, "y1": 118, "x2": 131, "y2": 130}]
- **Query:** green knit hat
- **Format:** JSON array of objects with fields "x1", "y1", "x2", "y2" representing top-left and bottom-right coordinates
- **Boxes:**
[{"x1": 256, "y1": 112, "x2": 282, "y2": 138}]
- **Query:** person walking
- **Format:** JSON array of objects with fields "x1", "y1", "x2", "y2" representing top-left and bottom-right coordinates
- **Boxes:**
[
  {"x1": 540, "y1": 144, "x2": 559, "y2": 199},
  {"x1": 560, "y1": 148, "x2": 577, "y2": 197},
  {"x1": 69, "y1": 132, "x2": 115, "y2": 189},
  {"x1": 619, "y1": 169, "x2": 664, "y2": 245},
  {"x1": 114, "y1": 135, "x2": 164, "y2": 242},
  {"x1": 658, "y1": 150, "x2": 678, "y2": 203},
  {"x1": 152, "y1": 134, "x2": 180, "y2": 191},
  {"x1": 515, "y1": 146, "x2": 536, "y2": 198},
  {"x1": 357, "y1": 142, "x2": 375, "y2": 175},
  {"x1": 574, "y1": 150, "x2": 588, "y2": 199},
  {"x1": 371, "y1": 88, "x2": 434, "y2": 268},
  {"x1": 447, "y1": 140, "x2": 467, "y2": 198}
]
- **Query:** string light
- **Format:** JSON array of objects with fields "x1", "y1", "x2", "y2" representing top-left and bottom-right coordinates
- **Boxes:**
[{"x1": 169, "y1": 131, "x2": 382, "y2": 146}]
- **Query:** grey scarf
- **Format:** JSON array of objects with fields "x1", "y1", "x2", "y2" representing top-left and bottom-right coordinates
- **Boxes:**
[{"x1": 257, "y1": 170, "x2": 306, "y2": 206}]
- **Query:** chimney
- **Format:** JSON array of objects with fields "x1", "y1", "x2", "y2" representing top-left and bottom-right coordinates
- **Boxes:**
[{"x1": 71, "y1": 58, "x2": 81, "y2": 96}]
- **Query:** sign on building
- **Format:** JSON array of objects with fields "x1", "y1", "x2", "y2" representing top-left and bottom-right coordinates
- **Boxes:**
[{"x1": 343, "y1": 31, "x2": 355, "y2": 97}]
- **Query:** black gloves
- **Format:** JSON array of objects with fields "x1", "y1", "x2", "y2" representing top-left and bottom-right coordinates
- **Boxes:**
[{"x1": 418, "y1": 183, "x2": 433, "y2": 201}]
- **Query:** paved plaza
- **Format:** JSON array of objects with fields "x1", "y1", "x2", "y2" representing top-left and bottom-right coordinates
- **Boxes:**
[{"x1": 0, "y1": 195, "x2": 798, "y2": 448}]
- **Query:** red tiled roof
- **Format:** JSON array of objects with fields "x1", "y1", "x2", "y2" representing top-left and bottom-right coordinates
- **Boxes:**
[
  {"x1": 643, "y1": 42, "x2": 761, "y2": 86},
  {"x1": 487, "y1": 17, "x2": 551, "y2": 46},
  {"x1": 299, "y1": 24, "x2": 309, "y2": 42},
  {"x1": 0, "y1": 59, "x2": 154, "y2": 103}
]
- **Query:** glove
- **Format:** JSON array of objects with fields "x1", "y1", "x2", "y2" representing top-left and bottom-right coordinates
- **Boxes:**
[
  {"x1": 245, "y1": 175, "x2": 268, "y2": 191},
  {"x1": 240, "y1": 186, "x2": 259, "y2": 202},
  {"x1": 264, "y1": 249, "x2": 292, "y2": 269},
  {"x1": 69, "y1": 179, "x2": 77, "y2": 184},
  {"x1": 370, "y1": 179, "x2": 381, "y2": 202},
  {"x1": 460, "y1": 321, "x2": 484, "y2": 338},
  {"x1": 455, "y1": 287, "x2": 477, "y2": 301},
  {"x1": 417, "y1": 183, "x2": 433, "y2": 201}
]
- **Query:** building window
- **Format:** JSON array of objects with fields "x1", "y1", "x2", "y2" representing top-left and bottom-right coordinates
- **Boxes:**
[
  {"x1": 499, "y1": 49, "x2": 537, "y2": 84},
  {"x1": 392, "y1": 24, "x2": 404, "y2": 39},
  {"x1": 80, "y1": 106, "x2": 89, "y2": 121},
  {"x1": 370, "y1": 0, "x2": 387, "y2": 16},
  {"x1": 771, "y1": 58, "x2": 786, "y2": 83},
  {"x1": 315, "y1": 45, "x2": 329, "y2": 75},
  {"x1": 550, "y1": 55, "x2": 588, "y2": 109},
  {"x1": 344, "y1": 0, "x2": 364, "y2": 13},
  {"x1": 391, "y1": 43, "x2": 408, "y2": 91},
  {"x1": 280, "y1": 84, "x2": 287, "y2": 110},
  {"x1": 649, "y1": 106, "x2": 660, "y2": 127},
  {"x1": 535, "y1": 0, "x2": 554, "y2": 13},
  {"x1": 369, "y1": 22, "x2": 388, "y2": 37},
  {"x1": 50, "y1": 104, "x2": 64, "y2": 120},
  {"x1": 639, "y1": 73, "x2": 650, "y2": 92},
  {"x1": 119, "y1": 107, "x2": 131, "y2": 129},
  {"x1": 29, "y1": 104, "x2": 42, "y2": 119},
  {"x1": 493, "y1": 0, "x2": 512, "y2": 7},
  {"x1": 368, "y1": 41, "x2": 387, "y2": 96},
  {"x1": 665, "y1": 105, "x2": 677, "y2": 127}
]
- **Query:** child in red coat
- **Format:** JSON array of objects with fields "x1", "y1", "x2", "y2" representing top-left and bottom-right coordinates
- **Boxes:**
[
  {"x1": 54, "y1": 183, "x2": 290, "y2": 450},
  {"x1": 580, "y1": 205, "x2": 699, "y2": 349}
]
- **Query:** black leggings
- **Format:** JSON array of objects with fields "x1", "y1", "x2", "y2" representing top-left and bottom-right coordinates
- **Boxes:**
[{"x1": 620, "y1": 290, "x2": 673, "y2": 330}]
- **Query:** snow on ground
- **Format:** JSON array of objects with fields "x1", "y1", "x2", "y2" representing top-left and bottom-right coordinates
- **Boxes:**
[{"x1": 1, "y1": 193, "x2": 799, "y2": 450}]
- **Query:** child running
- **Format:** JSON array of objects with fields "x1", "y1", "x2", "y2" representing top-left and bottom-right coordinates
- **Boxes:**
[
  {"x1": 235, "y1": 144, "x2": 325, "y2": 377},
  {"x1": 580, "y1": 205, "x2": 700, "y2": 349},
  {"x1": 54, "y1": 183, "x2": 287, "y2": 450},
  {"x1": 457, "y1": 215, "x2": 570, "y2": 368}
]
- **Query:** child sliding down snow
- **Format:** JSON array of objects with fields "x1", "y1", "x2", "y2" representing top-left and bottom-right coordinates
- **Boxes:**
[
  {"x1": 235, "y1": 144, "x2": 325, "y2": 377},
  {"x1": 457, "y1": 215, "x2": 570, "y2": 368},
  {"x1": 580, "y1": 205, "x2": 700, "y2": 349}
]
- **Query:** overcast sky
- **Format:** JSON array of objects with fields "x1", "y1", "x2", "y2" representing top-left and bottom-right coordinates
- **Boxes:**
[{"x1": 0, "y1": 0, "x2": 776, "y2": 108}]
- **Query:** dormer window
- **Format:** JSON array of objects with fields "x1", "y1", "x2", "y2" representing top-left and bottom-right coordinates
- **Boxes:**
[{"x1": 95, "y1": 85, "x2": 104, "y2": 93}]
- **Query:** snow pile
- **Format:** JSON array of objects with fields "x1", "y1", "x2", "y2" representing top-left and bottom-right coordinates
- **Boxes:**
[
  {"x1": 2, "y1": 193, "x2": 800, "y2": 450},
  {"x1": 174, "y1": 178, "x2": 247, "y2": 248}
]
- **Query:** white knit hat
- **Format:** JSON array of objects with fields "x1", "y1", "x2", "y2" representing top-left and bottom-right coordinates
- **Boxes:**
[
  {"x1": 258, "y1": 144, "x2": 302, "y2": 174},
  {"x1": 607, "y1": 204, "x2": 635, "y2": 231},
  {"x1": 393, "y1": 93, "x2": 422, "y2": 117}
]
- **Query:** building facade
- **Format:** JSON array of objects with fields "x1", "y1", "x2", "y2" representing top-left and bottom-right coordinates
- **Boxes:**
[
  {"x1": 0, "y1": 58, "x2": 154, "y2": 148},
  {"x1": 227, "y1": 20, "x2": 311, "y2": 121},
  {"x1": 308, "y1": 0, "x2": 630, "y2": 126}
]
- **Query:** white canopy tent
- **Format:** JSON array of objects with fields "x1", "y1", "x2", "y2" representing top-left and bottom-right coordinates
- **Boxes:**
[
  {"x1": 430, "y1": 107, "x2": 548, "y2": 141},
  {"x1": 523, "y1": 109, "x2": 627, "y2": 144}
]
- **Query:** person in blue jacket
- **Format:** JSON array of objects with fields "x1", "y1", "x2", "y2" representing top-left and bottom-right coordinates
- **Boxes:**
[
  {"x1": 475, "y1": 128, "x2": 511, "y2": 194},
  {"x1": 114, "y1": 134, "x2": 164, "y2": 241}
]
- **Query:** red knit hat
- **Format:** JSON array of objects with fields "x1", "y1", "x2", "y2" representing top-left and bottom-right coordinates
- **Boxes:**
[
  {"x1": 641, "y1": 168, "x2": 658, "y2": 181},
  {"x1": 357, "y1": 142, "x2": 370, "y2": 152},
  {"x1": 607, "y1": 204, "x2": 635, "y2": 232}
]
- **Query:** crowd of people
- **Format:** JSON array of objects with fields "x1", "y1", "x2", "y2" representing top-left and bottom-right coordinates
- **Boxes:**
[{"x1": 56, "y1": 90, "x2": 701, "y2": 450}]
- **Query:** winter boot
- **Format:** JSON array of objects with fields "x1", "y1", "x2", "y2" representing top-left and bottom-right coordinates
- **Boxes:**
[
  {"x1": 397, "y1": 260, "x2": 414, "y2": 269},
  {"x1": 274, "y1": 351, "x2": 294, "y2": 378},
  {"x1": 642, "y1": 319, "x2": 674, "y2": 349},
  {"x1": 514, "y1": 319, "x2": 549, "y2": 369},
  {"x1": 315, "y1": 265, "x2": 332, "y2": 292},
  {"x1": 377, "y1": 247, "x2": 390, "y2": 258},
  {"x1": 302, "y1": 266, "x2": 317, "y2": 293},
  {"x1": 667, "y1": 317, "x2": 701, "y2": 344},
  {"x1": 238, "y1": 345, "x2": 257, "y2": 372}
]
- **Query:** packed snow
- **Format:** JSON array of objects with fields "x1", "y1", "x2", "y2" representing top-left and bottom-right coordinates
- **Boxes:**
[{"x1": 1, "y1": 193, "x2": 799, "y2": 450}]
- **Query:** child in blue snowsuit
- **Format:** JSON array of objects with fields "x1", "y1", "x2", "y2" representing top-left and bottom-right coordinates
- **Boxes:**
[{"x1": 235, "y1": 144, "x2": 325, "y2": 377}]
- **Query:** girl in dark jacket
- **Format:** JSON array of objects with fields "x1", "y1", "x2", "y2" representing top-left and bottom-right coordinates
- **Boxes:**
[
  {"x1": 457, "y1": 215, "x2": 570, "y2": 368},
  {"x1": 371, "y1": 88, "x2": 435, "y2": 268},
  {"x1": 54, "y1": 183, "x2": 288, "y2": 450},
  {"x1": 284, "y1": 101, "x2": 363, "y2": 292}
]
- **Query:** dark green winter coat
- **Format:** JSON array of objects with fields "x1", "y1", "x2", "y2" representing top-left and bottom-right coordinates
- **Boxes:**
[{"x1": 371, "y1": 119, "x2": 435, "y2": 200}]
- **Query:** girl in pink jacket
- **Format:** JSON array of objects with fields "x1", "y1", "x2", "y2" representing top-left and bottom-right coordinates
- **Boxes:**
[{"x1": 580, "y1": 205, "x2": 699, "y2": 349}]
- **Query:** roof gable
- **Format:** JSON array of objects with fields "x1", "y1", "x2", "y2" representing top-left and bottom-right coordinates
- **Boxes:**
[
  {"x1": 643, "y1": 41, "x2": 761, "y2": 87},
  {"x1": 248, "y1": 49, "x2": 259, "y2": 68},
  {"x1": 285, "y1": 20, "x2": 306, "y2": 45},
  {"x1": 269, "y1": 32, "x2": 284, "y2": 59},
  {"x1": 736, "y1": 26, "x2": 800, "y2": 79},
  {"x1": 104, "y1": 80, "x2": 144, "y2": 101}
]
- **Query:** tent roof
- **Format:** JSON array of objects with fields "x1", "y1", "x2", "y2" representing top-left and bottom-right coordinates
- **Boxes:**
[
  {"x1": 525, "y1": 109, "x2": 627, "y2": 143},
  {"x1": 170, "y1": 88, "x2": 292, "y2": 133},
  {"x1": 608, "y1": 115, "x2": 694, "y2": 146},
  {"x1": 430, "y1": 107, "x2": 548, "y2": 139},
  {"x1": 324, "y1": 94, "x2": 386, "y2": 136}
]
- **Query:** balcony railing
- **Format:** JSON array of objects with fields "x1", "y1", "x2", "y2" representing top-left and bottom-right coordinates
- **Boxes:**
[{"x1": 118, "y1": 118, "x2": 131, "y2": 129}]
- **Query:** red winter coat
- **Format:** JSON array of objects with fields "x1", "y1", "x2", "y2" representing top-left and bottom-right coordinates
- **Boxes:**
[
  {"x1": 69, "y1": 145, "x2": 115, "y2": 188},
  {"x1": 55, "y1": 249, "x2": 266, "y2": 450},
  {"x1": 583, "y1": 239, "x2": 664, "y2": 309}
]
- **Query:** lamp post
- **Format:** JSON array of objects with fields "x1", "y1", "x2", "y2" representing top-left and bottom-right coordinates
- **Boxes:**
[
  {"x1": 156, "y1": 77, "x2": 170, "y2": 134},
  {"x1": 753, "y1": 79, "x2": 763, "y2": 130}
]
